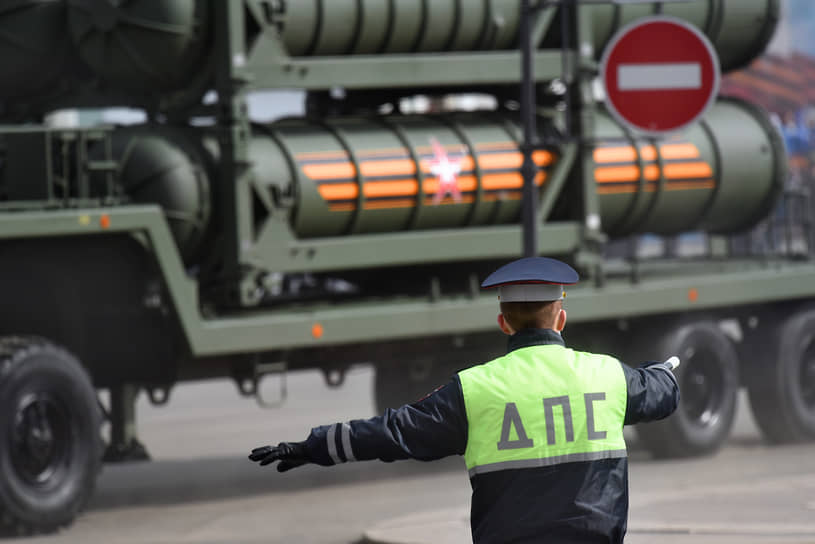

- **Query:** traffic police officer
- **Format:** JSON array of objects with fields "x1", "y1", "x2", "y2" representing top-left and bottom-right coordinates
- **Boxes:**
[{"x1": 250, "y1": 257, "x2": 680, "y2": 543}]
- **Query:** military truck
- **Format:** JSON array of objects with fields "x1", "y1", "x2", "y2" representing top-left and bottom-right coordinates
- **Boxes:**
[{"x1": 0, "y1": 0, "x2": 810, "y2": 535}]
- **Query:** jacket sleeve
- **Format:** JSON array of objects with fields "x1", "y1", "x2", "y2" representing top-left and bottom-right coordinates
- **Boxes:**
[
  {"x1": 304, "y1": 376, "x2": 468, "y2": 466},
  {"x1": 620, "y1": 361, "x2": 681, "y2": 425}
]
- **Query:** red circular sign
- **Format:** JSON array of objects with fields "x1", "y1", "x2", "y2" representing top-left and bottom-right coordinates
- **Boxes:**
[{"x1": 600, "y1": 16, "x2": 721, "y2": 135}]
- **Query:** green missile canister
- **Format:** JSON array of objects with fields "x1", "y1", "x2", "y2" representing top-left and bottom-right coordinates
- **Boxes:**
[
  {"x1": 280, "y1": 0, "x2": 778, "y2": 72},
  {"x1": 55, "y1": 0, "x2": 777, "y2": 97},
  {"x1": 93, "y1": 125, "x2": 212, "y2": 262},
  {"x1": 590, "y1": 0, "x2": 780, "y2": 71},
  {"x1": 591, "y1": 98, "x2": 785, "y2": 236},
  {"x1": 67, "y1": 0, "x2": 210, "y2": 94},
  {"x1": 104, "y1": 98, "x2": 784, "y2": 257},
  {"x1": 260, "y1": 98, "x2": 784, "y2": 239}
]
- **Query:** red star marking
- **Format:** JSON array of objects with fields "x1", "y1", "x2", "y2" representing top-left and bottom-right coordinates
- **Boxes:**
[{"x1": 428, "y1": 137, "x2": 462, "y2": 205}]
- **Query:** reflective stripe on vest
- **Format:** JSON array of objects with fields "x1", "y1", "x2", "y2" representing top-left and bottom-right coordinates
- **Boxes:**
[{"x1": 459, "y1": 344, "x2": 628, "y2": 477}]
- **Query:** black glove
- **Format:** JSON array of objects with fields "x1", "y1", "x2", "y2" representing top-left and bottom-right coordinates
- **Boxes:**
[{"x1": 248, "y1": 441, "x2": 310, "y2": 472}]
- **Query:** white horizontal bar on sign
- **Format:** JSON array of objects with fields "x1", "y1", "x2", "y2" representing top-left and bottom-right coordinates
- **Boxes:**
[{"x1": 617, "y1": 62, "x2": 702, "y2": 91}]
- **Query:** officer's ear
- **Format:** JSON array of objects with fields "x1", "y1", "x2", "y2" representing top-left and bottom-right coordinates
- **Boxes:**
[
  {"x1": 497, "y1": 313, "x2": 515, "y2": 335},
  {"x1": 554, "y1": 308, "x2": 567, "y2": 332}
]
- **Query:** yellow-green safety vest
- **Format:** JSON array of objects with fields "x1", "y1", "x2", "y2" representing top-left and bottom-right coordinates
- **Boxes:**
[{"x1": 459, "y1": 343, "x2": 628, "y2": 477}]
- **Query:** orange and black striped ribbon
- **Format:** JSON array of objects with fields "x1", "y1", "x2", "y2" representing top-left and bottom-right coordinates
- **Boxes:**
[
  {"x1": 296, "y1": 141, "x2": 554, "y2": 212},
  {"x1": 593, "y1": 142, "x2": 715, "y2": 194}
]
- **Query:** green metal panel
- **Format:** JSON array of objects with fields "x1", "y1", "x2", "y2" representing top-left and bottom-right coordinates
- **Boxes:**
[
  {"x1": 188, "y1": 259, "x2": 815, "y2": 355},
  {"x1": 0, "y1": 199, "x2": 810, "y2": 357},
  {"x1": 9, "y1": 203, "x2": 804, "y2": 356},
  {"x1": 0, "y1": 205, "x2": 572, "y2": 352},
  {"x1": 243, "y1": 51, "x2": 571, "y2": 90},
  {"x1": 244, "y1": 219, "x2": 583, "y2": 273}
]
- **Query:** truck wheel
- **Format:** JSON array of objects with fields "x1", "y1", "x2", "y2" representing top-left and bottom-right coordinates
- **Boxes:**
[
  {"x1": 0, "y1": 337, "x2": 102, "y2": 535},
  {"x1": 635, "y1": 322, "x2": 739, "y2": 458},
  {"x1": 745, "y1": 308, "x2": 815, "y2": 443},
  {"x1": 374, "y1": 358, "x2": 462, "y2": 413}
]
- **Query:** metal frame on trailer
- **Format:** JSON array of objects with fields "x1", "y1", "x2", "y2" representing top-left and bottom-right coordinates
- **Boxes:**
[
  {"x1": 0, "y1": 0, "x2": 798, "y2": 358},
  {"x1": 212, "y1": 0, "x2": 590, "y2": 306},
  {"x1": 0, "y1": 204, "x2": 811, "y2": 357}
]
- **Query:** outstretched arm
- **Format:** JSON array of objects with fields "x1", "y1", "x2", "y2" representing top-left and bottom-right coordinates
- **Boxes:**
[
  {"x1": 621, "y1": 357, "x2": 681, "y2": 425},
  {"x1": 249, "y1": 441, "x2": 310, "y2": 472},
  {"x1": 249, "y1": 377, "x2": 468, "y2": 472}
]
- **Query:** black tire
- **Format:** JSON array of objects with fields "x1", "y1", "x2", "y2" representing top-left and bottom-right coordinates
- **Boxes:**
[
  {"x1": 374, "y1": 358, "x2": 464, "y2": 414},
  {"x1": 635, "y1": 322, "x2": 740, "y2": 458},
  {"x1": 745, "y1": 308, "x2": 815, "y2": 443},
  {"x1": 0, "y1": 337, "x2": 102, "y2": 535}
]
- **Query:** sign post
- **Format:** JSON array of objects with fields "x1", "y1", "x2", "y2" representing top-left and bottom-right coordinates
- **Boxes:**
[
  {"x1": 600, "y1": 16, "x2": 721, "y2": 135},
  {"x1": 520, "y1": 0, "x2": 538, "y2": 258}
]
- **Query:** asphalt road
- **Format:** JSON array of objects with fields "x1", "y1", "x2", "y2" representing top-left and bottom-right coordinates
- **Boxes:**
[{"x1": 8, "y1": 365, "x2": 815, "y2": 544}]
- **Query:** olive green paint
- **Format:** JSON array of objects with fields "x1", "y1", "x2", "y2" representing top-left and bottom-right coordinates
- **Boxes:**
[
  {"x1": 0, "y1": 205, "x2": 813, "y2": 357},
  {"x1": 0, "y1": 0, "x2": 793, "y2": 358}
]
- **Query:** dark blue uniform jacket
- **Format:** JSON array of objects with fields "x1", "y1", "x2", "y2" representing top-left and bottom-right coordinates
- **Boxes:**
[{"x1": 305, "y1": 329, "x2": 680, "y2": 543}]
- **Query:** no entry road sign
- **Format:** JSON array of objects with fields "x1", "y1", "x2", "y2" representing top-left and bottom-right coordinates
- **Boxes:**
[{"x1": 600, "y1": 16, "x2": 721, "y2": 136}]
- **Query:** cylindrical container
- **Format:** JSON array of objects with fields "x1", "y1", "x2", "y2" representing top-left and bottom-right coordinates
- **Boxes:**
[
  {"x1": 102, "y1": 98, "x2": 783, "y2": 257},
  {"x1": 258, "y1": 115, "x2": 554, "y2": 238},
  {"x1": 591, "y1": 97, "x2": 785, "y2": 236},
  {"x1": 0, "y1": 0, "x2": 70, "y2": 99},
  {"x1": 281, "y1": 0, "x2": 521, "y2": 55},
  {"x1": 100, "y1": 125, "x2": 212, "y2": 262},
  {"x1": 55, "y1": 0, "x2": 776, "y2": 98},
  {"x1": 66, "y1": 0, "x2": 209, "y2": 94},
  {"x1": 252, "y1": 99, "x2": 783, "y2": 239},
  {"x1": 589, "y1": 0, "x2": 780, "y2": 71},
  {"x1": 280, "y1": 0, "x2": 777, "y2": 71}
]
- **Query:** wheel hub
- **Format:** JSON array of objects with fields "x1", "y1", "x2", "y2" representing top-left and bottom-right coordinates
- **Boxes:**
[
  {"x1": 681, "y1": 350, "x2": 723, "y2": 428},
  {"x1": 11, "y1": 394, "x2": 67, "y2": 485}
]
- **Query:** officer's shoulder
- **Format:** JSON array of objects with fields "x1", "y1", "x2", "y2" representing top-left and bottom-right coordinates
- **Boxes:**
[
  {"x1": 570, "y1": 348, "x2": 623, "y2": 365},
  {"x1": 459, "y1": 354, "x2": 509, "y2": 374}
]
